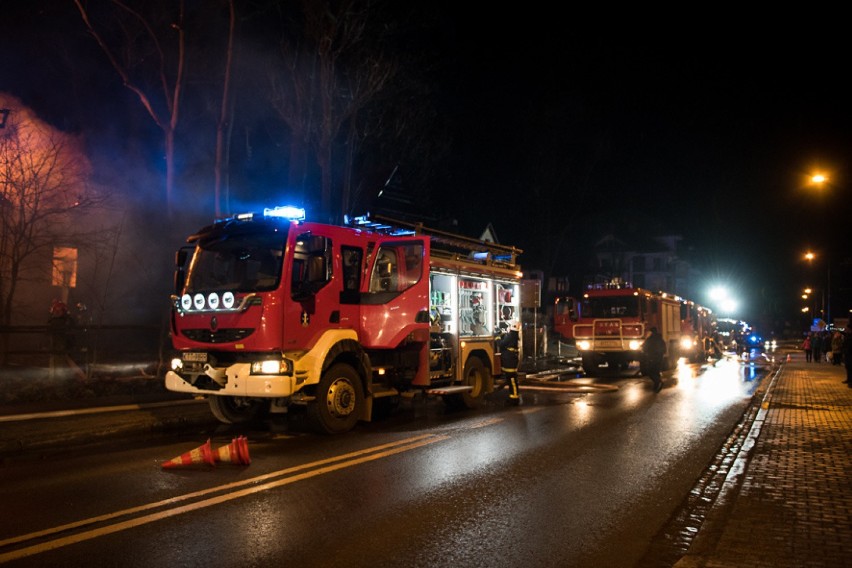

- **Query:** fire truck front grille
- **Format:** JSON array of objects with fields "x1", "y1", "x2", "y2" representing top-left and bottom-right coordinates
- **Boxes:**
[
  {"x1": 594, "y1": 321, "x2": 621, "y2": 336},
  {"x1": 182, "y1": 328, "x2": 255, "y2": 343}
]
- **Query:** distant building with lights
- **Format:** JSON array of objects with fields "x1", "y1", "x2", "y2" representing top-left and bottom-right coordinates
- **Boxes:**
[{"x1": 583, "y1": 233, "x2": 701, "y2": 299}]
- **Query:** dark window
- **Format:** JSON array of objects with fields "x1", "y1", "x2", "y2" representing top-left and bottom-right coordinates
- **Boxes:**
[
  {"x1": 341, "y1": 246, "x2": 363, "y2": 291},
  {"x1": 369, "y1": 242, "x2": 424, "y2": 293},
  {"x1": 291, "y1": 233, "x2": 332, "y2": 299}
]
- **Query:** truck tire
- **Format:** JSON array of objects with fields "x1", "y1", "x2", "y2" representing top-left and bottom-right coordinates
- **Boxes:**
[
  {"x1": 208, "y1": 396, "x2": 266, "y2": 424},
  {"x1": 307, "y1": 363, "x2": 364, "y2": 434},
  {"x1": 581, "y1": 353, "x2": 597, "y2": 375},
  {"x1": 443, "y1": 356, "x2": 490, "y2": 410}
]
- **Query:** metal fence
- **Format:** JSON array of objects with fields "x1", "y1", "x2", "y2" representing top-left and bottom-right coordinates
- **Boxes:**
[{"x1": 0, "y1": 323, "x2": 167, "y2": 377}]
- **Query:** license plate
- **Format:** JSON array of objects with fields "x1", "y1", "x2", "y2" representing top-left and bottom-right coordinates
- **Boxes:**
[
  {"x1": 596, "y1": 340, "x2": 620, "y2": 348},
  {"x1": 183, "y1": 352, "x2": 208, "y2": 362}
]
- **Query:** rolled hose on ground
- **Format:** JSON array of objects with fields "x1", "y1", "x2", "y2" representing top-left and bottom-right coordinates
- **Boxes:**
[{"x1": 520, "y1": 372, "x2": 620, "y2": 392}]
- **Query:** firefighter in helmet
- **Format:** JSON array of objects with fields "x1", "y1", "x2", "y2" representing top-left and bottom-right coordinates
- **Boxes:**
[{"x1": 497, "y1": 320, "x2": 522, "y2": 405}]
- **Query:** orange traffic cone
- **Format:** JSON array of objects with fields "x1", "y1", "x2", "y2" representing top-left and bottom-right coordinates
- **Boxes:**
[
  {"x1": 236, "y1": 436, "x2": 251, "y2": 465},
  {"x1": 786, "y1": 353, "x2": 792, "y2": 363},
  {"x1": 214, "y1": 439, "x2": 239, "y2": 464},
  {"x1": 213, "y1": 436, "x2": 251, "y2": 465},
  {"x1": 161, "y1": 439, "x2": 216, "y2": 469}
]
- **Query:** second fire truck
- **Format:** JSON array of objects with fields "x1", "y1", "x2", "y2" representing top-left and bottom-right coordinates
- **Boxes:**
[
  {"x1": 165, "y1": 208, "x2": 524, "y2": 434},
  {"x1": 553, "y1": 281, "x2": 712, "y2": 373}
]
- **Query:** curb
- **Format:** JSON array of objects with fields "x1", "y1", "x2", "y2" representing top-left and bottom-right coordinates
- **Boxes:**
[{"x1": 0, "y1": 398, "x2": 216, "y2": 461}]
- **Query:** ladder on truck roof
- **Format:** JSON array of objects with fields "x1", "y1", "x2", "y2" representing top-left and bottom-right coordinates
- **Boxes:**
[{"x1": 347, "y1": 214, "x2": 522, "y2": 270}]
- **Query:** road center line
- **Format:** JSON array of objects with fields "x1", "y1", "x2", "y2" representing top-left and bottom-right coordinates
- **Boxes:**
[{"x1": 0, "y1": 433, "x2": 446, "y2": 562}]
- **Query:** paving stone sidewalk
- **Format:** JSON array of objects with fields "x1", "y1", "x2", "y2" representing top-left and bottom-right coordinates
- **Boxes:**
[{"x1": 675, "y1": 354, "x2": 852, "y2": 568}]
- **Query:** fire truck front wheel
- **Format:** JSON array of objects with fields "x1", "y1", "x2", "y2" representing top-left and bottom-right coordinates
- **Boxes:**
[
  {"x1": 307, "y1": 363, "x2": 364, "y2": 434},
  {"x1": 581, "y1": 353, "x2": 598, "y2": 375},
  {"x1": 208, "y1": 396, "x2": 267, "y2": 424}
]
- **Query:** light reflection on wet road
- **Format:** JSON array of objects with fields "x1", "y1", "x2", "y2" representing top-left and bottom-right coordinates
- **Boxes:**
[{"x1": 0, "y1": 351, "x2": 774, "y2": 568}]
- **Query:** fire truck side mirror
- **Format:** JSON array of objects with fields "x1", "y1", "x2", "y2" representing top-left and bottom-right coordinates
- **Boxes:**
[{"x1": 174, "y1": 247, "x2": 192, "y2": 293}]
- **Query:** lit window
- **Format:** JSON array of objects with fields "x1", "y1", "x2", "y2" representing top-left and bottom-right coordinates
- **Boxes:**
[{"x1": 52, "y1": 247, "x2": 77, "y2": 288}]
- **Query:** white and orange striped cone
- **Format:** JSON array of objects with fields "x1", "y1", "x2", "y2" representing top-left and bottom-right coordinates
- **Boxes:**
[
  {"x1": 213, "y1": 436, "x2": 251, "y2": 465},
  {"x1": 236, "y1": 436, "x2": 251, "y2": 465},
  {"x1": 161, "y1": 439, "x2": 216, "y2": 469}
]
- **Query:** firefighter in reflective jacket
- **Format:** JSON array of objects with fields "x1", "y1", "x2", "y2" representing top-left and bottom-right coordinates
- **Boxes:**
[{"x1": 497, "y1": 321, "x2": 522, "y2": 405}]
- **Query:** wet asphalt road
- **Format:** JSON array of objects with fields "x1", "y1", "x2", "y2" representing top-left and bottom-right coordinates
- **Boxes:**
[{"x1": 0, "y1": 355, "x2": 770, "y2": 567}]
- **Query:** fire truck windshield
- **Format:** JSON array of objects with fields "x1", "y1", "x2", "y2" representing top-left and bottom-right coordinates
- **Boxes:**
[
  {"x1": 581, "y1": 296, "x2": 640, "y2": 318},
  {"x1": 184, "y1": 232, "x2": 285, "y2": 294}
]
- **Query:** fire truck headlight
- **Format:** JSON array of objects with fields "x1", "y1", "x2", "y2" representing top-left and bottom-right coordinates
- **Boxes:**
[
  {"x1": 207, "y1": 292, "x2": 220, "y2": 310},
  {"x1": 170, "y1": 358, "x2": 183, "y2": 372},
  {"x1": 222, "y1": 291, "x2": 235, "y2": 309},
  {"x1": 628, "y1": 340, "x2": 642, "y2": 351},
  {"x1": 251, "y1": 359, "x2": 292, "y2": 375},
  {"x1": 577, "y1": 340, "x2": 591, "y2": 351},
  {"x1": 680, "y1": 337, "x2": 695, "y2": 350}
]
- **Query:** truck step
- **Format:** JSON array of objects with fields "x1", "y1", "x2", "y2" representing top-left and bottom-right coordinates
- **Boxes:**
[
  {"x1": 371, "y1": 385, "x2": 400, "y2": 398},
  {"x1": 426, "y1": 385, "x2": 473, "y2": 395}
]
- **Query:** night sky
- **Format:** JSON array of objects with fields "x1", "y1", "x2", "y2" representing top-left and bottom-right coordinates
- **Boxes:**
[
  {"x1": 2, "y1": 4, "x2": 850, "y2": 332},
  {"x1": 441, "y1": 17, "x2": 852, "y2": 330}
]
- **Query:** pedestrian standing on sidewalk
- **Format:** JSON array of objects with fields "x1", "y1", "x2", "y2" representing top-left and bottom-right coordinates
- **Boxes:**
[
  {"x1": 811, "y1": 331, "x2": 823, "y2": 363},
  {"x1": 803, "y1": 333, "x2": 812, "y2": 362},
  {"x1": 842, "y1": 327, "x2": 852, "y2": 387},
  {"x1": 642, "y1": 326, "x2": 666, "y2": 393},
  {"x1": 830, "y1": 331, "x2": 843, "y2": 365}
]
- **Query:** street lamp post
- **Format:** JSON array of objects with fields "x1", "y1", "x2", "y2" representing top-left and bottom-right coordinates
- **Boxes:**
[
  {"x1": 805, "y1": 251, "x2": 831, "y2": 329},
  {"x1": 803, "y1": 288, "x2": 816, "y2": 317}
]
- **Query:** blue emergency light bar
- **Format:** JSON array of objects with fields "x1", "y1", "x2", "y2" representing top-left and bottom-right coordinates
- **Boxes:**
[
  {"x1": 222, "y1": 205, "x2": 306, "y2": 224},
  {"x1": 264, "y1": 205, "x2": 306, "y2": 220}
]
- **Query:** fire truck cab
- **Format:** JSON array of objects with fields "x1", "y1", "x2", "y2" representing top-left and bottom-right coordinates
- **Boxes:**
[
  {"x1": 556, "y1": 281, "x2": 708, "y2": 374},
  {"x1": 165, "y1": 208, "x2": 523, "y2": 434}
]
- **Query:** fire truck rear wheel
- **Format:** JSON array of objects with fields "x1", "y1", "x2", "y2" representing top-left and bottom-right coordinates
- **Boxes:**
[
  {"x1": 307, "y1": 363, "x2": 364, "y2": 434},
  {"x1": 208, "y1": 396, "x2": 267, "y2": 424},
  {"x1": 444, "y1": 356, "x2": 490, "y2": 410}
]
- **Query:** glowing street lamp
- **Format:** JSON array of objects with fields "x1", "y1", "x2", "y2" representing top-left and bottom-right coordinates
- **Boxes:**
[
  {"x1": 708, "y1": 285, "x2": 738, "y2": 315},
  {"x1": 804, "y1": 251, "x2": 831, "y2": 327},
  {"x1": 806, "y1": 173, "x2": 830, "y2": 194},
  {"x1": 801, "y1": 288, "x2": 817, "y2": 318},
  {"x1": 720, "y1": 299, "x2": 738, "y2": 314}
]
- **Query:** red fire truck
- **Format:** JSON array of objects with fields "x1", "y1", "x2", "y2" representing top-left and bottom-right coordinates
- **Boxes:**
[
  {"x1": 165, "y1": 207, "x2": 523, "y2": 433},
  {"x1": 553, "y1": 281, "x2": 712, "y2": 373}
]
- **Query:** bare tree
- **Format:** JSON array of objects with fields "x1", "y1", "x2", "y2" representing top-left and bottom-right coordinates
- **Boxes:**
[
  {"x1": 213, "y1": 0, "x2": 236, "y2": 218},
  {"x1": 0, "y1": 100, "x2": 106, "y2": 328},
  {"x1": 269, "y1": 0, "x2": 395, "y2": 223},
  {"x1": 74, "y1": 0, "x2": 186, "y2": 215}
]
